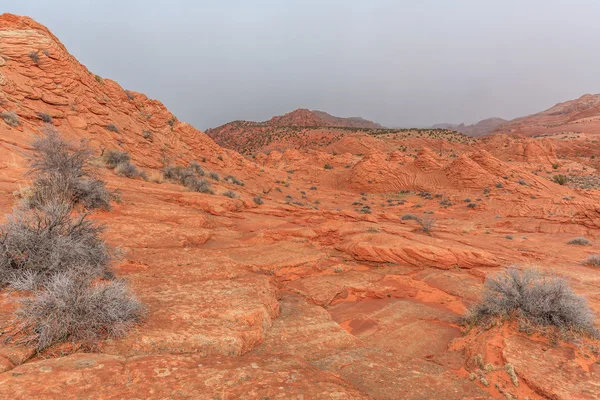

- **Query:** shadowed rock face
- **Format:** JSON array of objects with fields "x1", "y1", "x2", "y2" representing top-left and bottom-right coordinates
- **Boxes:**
[{"x1": 1, "y1": 12, "x2": 600, "y2": 400}]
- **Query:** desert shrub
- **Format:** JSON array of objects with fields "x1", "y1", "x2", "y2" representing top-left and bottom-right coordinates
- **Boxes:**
[
  {"x1": 253, "y1": 196, "x2": 263, "y2": 205},
  {"x1": 13, "y1": 273, "x2": 144, "y2": 350},
  {"x1": 552, "y1": 163, "x2": 559, "y2": 170},
  {"x1": 505, "y1": 235, "x2": 513, "y2": 240},
  {"x1": 483, "y1": 188, "x2": 490, "y2": 194},
  {"x1": 102, "y1": 149, "x2": 130, "y2": 168},
  {"x1": 209, "y1": 171, "x2": 220, "y2": 181},
  {"x1": 114, "y1": 162, "x2": 141, "y2": 178},
  {"x1": 553, "y1": 174, "x2": 568, "y2": 185},
  {"x1": 417, "y1": 216, "x2": 435, "y2": 234},
  {"x1": 583, "y1": 254, "x2": 600, "y2": 267},
  {"x1": 324, "y1": 164, "x2": 333, "y2": 170},
  {"x1": 162, "y1": 165, "x2": 193, "y2": 183},
  {"x1": 106, "y1": 124, "x2": 119, "y2": 133},
  {"x1": 223, "y1": 190, "x2": 238, "y2": 198},
  {"x1": 142, "y1": 130, "x2": 153, "y2": 141},
  {"x1": 37, "y1": 113, "x2": 52, "y2": 123},
  {"x1": 517, "y1": 179, "x2": 527, "y2": 186},
  {"x1": 0, "y1": 202, "x2": 113, "y2": 290},
  {"x1": 125, "y1": 90, "x2": 135, "y2": 101},
  {"x1": 184, "y1": 177, "x2": 213, "y2": 194},
  {"x1": 568, "y1": 236, "x2": 591, "y2": 246},
  {"x1": 189, "y1": 161, "x2": 205, "y2": 176},
  {"x1": 225, "y1": 175, "x2": 244, "y2": 186},
  {"x1": 466, "y1": 268, "x2": 597, "y2": 337},
  {"x1": 310, "y1": 186, "x2": 317, "y2": 190},
  {"x1": 28, "y1": 51, "x2": 40, "y2": 65},
  {"x1": 94, "y1": 75, "x2": 104, "y2": 85},
  {"x1": 495, "y1": 183, "x2": 503, "y2": 189},
  {"x1": 1, "y1": 111, "x2": 20, "y2": 127},
  {"x1": 401, "y1": 213, "x2": 419, "y2": 221},
  {"x1": 28, "y1": 129, "x2": 111, "y2": 210},
  {"x1": 467, "y1": 203, "x2": 477, "y2": 209}
]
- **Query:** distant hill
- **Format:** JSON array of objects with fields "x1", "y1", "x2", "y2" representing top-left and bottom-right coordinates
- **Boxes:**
[
  {"x1": 206, "y1": 108, "x2": 384, "y2": 154},
  {"x1": 266, "y1": 109, "x2": 384, "y2": 129},
  {"x1": 493, "y1": 93, "x2": 600, "y2": 136},
  {"x1": 432, "y1": 118, "x2": 508, "y2": 137}
]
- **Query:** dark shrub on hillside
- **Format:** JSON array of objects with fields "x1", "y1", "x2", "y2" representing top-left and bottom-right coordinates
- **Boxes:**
[
  {"x1": 28, "y1": 129, "x2": 111, "y2": 210},
  {"x1": 189, "y1": 161, "x2": 205, "y2": 176},
  {"x1": 568, "y1": 236, "x2": 591, "y2": 246},
  {"x1": 401, "y1": 213, "x2": 419, "y2": 221},
  {"x1": 223, "y1": 190, "x2": 238, "y2": 198},
  {"x1": 466, "y1": 268, "x2": 597, "y2": 336},
  {"x1": 225, "y1": 175, "x2": 244, "y2": 186},
  {"x1": 115, "y1": 162, "x2": 141, "y2": 178},
  {"x1": 106, "y1": 124, "x2": 119, "y2": 133},
  {"x1": 253, "y1": 196, "x2": 263, "y2": 205},
  {"x1": 162, "y1": 165, "x2": 194, "y2": 183},
  {"x1": 553, "y1": 174, "x2": 568, "y2": 186},
  {"x1": 102, "y1": 149, "x2": 131, "y2": 169},
  {"x1": 0, "y1": 202, "x2": 113, "y2": 290},
  {"x1": 583, "y1": 254, "x2": 600, "y2": 267},
  {"x1": 184, "y1": 177, "x2": 213, "y2": 194},
  {"x1": 14, "y1": 273, "x2": 144, "y2": 350},
  {"x1": 37, "y1": 113, "x2": 52, "y2": 123},
  {"x1": 209, "y1": 171, "x2": 220, "y2": 181},
  {"x1": 1, "y1": 111, "x2": 20, "y2": 127}
]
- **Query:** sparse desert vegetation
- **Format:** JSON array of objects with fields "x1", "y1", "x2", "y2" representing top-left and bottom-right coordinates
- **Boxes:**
[
  {"x1": 0, "y1": 131, "x2": 143, "y2": 351},
  {"x1": 466, "y1": 268, "x2": 597, "y2": 337}
]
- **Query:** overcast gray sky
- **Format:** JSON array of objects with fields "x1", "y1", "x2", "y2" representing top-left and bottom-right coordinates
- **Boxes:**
[{"x1": 5, "y1": 0, "x2": 600, "y2": 129}]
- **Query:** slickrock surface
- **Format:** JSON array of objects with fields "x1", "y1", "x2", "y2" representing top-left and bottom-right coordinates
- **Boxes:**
[{"x1": 1, "y1": 13, "x2": 600, "y2": 400}]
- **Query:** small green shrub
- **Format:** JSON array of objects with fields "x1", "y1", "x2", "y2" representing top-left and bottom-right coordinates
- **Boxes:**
[
  {"x1": 223, "y1": 190, "x2": 238, "y2": 198},
  {"x1": 553, "y1": 174, "x2": 568, "y2": 186},
  {"x1": 324, "y1": 164, "x2": 333, "y2": 170}
]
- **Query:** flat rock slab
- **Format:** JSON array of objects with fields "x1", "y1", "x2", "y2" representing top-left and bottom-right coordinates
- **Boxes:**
[
  {"x1": 328, "y1": 298, "x2": 462, "y2": 359},
  {"x1": 313, "y1": 347, "x2": 489, "y2": 400},
  {"x1": 102, "y1": 259, "x2": 280, "y2": 357},
  {"x1": 286, "y1": 270, "x2": 384, "y2": 306},
  {"x1": 252, "y1": 293, "x2": 361, "y2": 361},
  {"x1": 0, "y1": 352, "x2": 369, "y2": 400},
  {"x1": 503, "y1": 335, "x2": 600, "y2": 400}
]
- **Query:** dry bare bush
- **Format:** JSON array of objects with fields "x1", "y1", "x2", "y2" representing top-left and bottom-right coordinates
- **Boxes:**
[
  {"x1": 466, "y1": 268, "x2": 597, "y2": 337},
  {"x1": 102, "y1": 149, "x2": 130, "y2": 168},
  {"x1": 582, "y1": 254, "x2": 600, "y2": 267},
  {"x1": 568, "y1": 236, "x2": 591, "y2": 246},
  {"x1": 13, "y1": 273, "x2": 144, "y2": 350},
  {"x1": 27, "y1": 128, "x2": 111, "y2": 210},
  {"x1": 0, "y1": 202, "x2": 113, "y2": 290}
]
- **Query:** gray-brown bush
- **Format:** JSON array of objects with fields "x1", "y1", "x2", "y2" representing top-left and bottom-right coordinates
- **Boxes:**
[
  {"x1": 115, "y1": 162, "x2": 141, "y2": 178},
  {"x1": 568, "y1": 236, "x2": 591, "y2": 246},
  {"x1": 13, "y1": 272, "x2": 144, "y2": 350},
  {"x1": 27, "y1": 129, "x2": 111, "y2": 210},
  {"x1": 466, "y1": 268, "x2": 597, "y2": 337},
  {"x1": 0, "y1": 202, "x2": 113, "y2": 290},
  {"x1": 102, "y1": 149, "x2": 131, "y2": 168}
]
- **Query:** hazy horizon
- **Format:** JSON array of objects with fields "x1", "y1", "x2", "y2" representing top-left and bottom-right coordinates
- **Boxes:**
[{"x1": 5, "y1": 1, "x2": 600, "y2": 130}]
